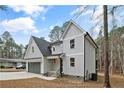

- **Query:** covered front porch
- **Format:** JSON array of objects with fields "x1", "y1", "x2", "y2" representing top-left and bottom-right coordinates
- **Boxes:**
[{"x1": 46, "y1": 55, "x2": 63, "y2": 77}]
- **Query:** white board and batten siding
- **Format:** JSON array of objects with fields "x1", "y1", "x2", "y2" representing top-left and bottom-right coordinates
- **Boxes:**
[{"x1": 62, "y1": 23, "x2": 85, "y2": 77}]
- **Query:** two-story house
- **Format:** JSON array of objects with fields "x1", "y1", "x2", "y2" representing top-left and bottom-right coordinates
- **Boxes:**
[{"x1": 24, "y1": 20, "x2": 98, "y2": 80}]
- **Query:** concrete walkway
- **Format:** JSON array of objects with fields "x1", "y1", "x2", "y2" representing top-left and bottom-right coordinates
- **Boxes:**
[{"x1": 0, "y1": 71, "x2": 56, "y2": 81}]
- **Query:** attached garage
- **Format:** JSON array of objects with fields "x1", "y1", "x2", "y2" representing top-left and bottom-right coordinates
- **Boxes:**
[{"x1": 28, "y1": 62, "x2": 41, "y2": 74}]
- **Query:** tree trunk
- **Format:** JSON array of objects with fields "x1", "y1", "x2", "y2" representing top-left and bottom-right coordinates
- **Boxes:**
[{"x1": 103, "y1": 5, "x2": 111, "y2": 88}]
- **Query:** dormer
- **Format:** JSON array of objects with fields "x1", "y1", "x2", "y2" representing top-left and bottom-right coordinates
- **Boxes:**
[{"x1": 50, "y1": 41, "x2": 63, "y2": 55}]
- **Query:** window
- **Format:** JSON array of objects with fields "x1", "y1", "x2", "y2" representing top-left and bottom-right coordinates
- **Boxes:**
[
  {"x1": 32, "y1": 46, "x2": 34, "y2": 53},
  {"x1": 70, "y1": 58, "x2": 75, "y2": 67},
  {"x1": 53, "y1": 46, "x2": 55, "y2": 51},
  {"x1": 70, "y1": 39, "x2": 75, "y2": 49}
]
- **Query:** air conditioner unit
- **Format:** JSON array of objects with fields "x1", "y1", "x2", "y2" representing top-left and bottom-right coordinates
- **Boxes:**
[{"x1": 90, "y1": 73, "x2": 97, "y2": 81}]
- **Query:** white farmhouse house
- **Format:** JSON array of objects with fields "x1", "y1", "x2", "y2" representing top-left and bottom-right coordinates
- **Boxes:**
[{"x1": 24, "y1": 20, "x2": 98, "y2": 81}]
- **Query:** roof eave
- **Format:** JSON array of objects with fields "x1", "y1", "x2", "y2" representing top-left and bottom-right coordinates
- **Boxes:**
[{"x1": 85, "y1": 32, "x2": 98, "y2": 49}]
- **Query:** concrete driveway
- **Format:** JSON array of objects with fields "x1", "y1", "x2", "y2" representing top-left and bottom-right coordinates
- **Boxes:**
[{"x1": 0, "y1": 71, "x2": 56, "y2": 81}]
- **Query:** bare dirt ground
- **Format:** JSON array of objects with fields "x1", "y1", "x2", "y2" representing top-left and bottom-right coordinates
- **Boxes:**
[
  {"x1": 0, "y1": 68, "x2": 25, "y2": 72},
  {"x1": 0, "y1": 73, "x2": 124, "y2": 88}
]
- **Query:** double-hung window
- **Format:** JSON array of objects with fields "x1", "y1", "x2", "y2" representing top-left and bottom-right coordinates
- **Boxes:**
[
  {"x1": 70, "y1": 39, "x2": 75, "y2": 49},
  {"x1": 70, "y1": 58, "x2": 75, "y2": 67}
]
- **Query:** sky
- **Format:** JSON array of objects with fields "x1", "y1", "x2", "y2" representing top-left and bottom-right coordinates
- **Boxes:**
[{"x1": 0, "y1": 5, "x2": 124, "y2": 46}]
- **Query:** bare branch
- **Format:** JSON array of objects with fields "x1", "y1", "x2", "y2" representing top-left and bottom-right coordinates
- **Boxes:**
[{"x1": 73, "y1": 5, "x2": 89, "y2": 20}]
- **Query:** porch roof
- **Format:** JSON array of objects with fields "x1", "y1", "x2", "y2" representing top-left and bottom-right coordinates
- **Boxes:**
[
  {"x1": 47, "y1": 53, "x2": 65, "y2": 59},
  {"x1": 47, "y1": 54, "x2": 62, "y2": 59},
  {"x1": 47, "y1": 56, "x2": 59, "y2": 59}
]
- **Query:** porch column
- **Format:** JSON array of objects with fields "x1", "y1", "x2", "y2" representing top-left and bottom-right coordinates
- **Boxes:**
[
  {"x1": 60, "y1": 58, "x2": 63, "y2": 77},
  {"x1": 26, "y1": 62, "x2": 28, "y2": 72}
]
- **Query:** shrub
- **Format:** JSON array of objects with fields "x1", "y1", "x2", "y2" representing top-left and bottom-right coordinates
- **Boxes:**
[{"x1": 0, "y1": 65, "x2": 5, "y2": 69}]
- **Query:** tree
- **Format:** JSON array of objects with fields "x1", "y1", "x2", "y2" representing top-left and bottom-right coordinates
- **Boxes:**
[
  {"x1": 49, "y1": 26, "x2": 62, "y2": 42},
  {"x1": 103, "y1": 5, "x2": 111, "y2": 88},
  {"x1": 0, "y1": 38, "x2": 3, "y2": 57},
  {"x1": 18, "y1": 44, "x2": 24, "y2": 58},
  {"x1": 2, "y1": 31, "x2": 12, "y2": 58},
  {"x1": 0, "y1": 31, "x2": 24, "y2": 59},
  {"x1": 96, "y1": 26, "x2": 124, "y2": 75},
  {"x1": 62, "y1": 21, "x2": 70, "y2": 32},
  {"x1": 49, "y1": 21, "x2": 69, "y2": 42},
  {"x1": 2, "y1": 31, "x2": 12, "y2": 42},
  {"x1": 96, "y1": 27, "x2": 104, "y2": 72}
]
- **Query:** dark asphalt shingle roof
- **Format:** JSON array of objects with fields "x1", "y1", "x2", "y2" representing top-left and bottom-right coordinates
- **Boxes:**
[
  {"x1": 32, "y1": 36, "x2": 51, "y2": 56},
  {"x1": 50, "y1": 41, "x2": 63, "y2": 46}
]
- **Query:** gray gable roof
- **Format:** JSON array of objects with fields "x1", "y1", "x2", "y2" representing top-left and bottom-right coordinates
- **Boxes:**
[{"x1": 32, "y1": 36, "x2": 51, "y2": 56}]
